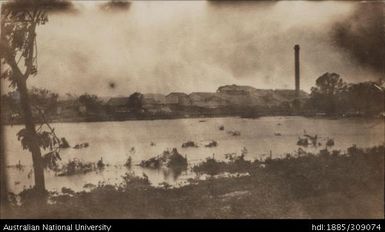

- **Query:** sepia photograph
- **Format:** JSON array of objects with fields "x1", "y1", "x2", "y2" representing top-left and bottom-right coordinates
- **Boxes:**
[{"x1": 0, "y1": 0, "x2": 384, "y2": 221}]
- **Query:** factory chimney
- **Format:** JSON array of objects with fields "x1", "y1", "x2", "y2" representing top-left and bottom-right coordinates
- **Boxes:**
[{"x1": 294, "y1": 44, "x2": 300, "y2": 98}]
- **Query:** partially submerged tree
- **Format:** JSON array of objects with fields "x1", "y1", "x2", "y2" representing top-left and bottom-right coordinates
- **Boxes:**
[{"x1": 1, "y1": 0, "x2": 73, "y2": 202}]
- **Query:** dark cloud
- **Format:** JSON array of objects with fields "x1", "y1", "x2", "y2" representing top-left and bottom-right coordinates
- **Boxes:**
[
  {"x1": 1, "y1": 0, "x2": 76, "y2": 13},
  {"x1": 99, "y1": 0, "x2": 131, "y2": 12},
  {"x1": 331, "y1": 1, "x2": 385, "y2": 77}
]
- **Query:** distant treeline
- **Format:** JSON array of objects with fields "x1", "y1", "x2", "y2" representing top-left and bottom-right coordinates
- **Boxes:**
[{"x1": 1, "y1": 73, "x2": 384, "y2": 124}]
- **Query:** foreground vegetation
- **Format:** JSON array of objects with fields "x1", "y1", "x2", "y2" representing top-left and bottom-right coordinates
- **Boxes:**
[{"x1": 3, "y1": 145, "x2": 383, "y2": 219}]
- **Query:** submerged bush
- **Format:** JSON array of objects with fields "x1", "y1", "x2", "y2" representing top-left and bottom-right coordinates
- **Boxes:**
[
  {"x1": 57, "y1": 159, "x2": 96, "y2": 176},
  {"x1": 166, "y1": 149, "x2": 188, "y2": 169},
  {"x1": 139, "y1": 148, "x2": 187, "y2": 170}
]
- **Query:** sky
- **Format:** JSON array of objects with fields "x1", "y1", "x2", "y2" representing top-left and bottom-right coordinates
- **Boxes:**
[{"x1": 2, "y1": 0, "x2": 384, "y2": 97}]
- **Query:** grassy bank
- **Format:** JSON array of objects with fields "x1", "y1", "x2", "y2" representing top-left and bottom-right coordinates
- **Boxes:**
[{"x1": 2, "y1": 145, "x2": 384, "y2": 219}]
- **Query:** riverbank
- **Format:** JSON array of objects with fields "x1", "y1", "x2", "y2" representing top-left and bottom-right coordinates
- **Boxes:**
[
  {"x1": 3, "y1": 145, "x2": 383, "y2": 219},
  {"x1": 2, "y1": 111, "x2": 383, "y2": 126}
]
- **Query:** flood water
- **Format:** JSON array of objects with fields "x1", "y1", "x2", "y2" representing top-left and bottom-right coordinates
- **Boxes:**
[{"x1": 4, "y1": 116, "x2": 384, "y2": 193}]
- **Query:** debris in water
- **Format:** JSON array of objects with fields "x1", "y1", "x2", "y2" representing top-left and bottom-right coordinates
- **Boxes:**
[
  {"x1": 97, "y1": 157, "x2": 105, "y2": 169},
  {"x1": 15, "y1": 160, "x2": 23, "y2": 170},
  {"x1": 61, "y1": 187, "x2": 75, "y2": 195},
  {"x1": 205, "y1": 140, "x2": 218, "y2": 148},
  {"x1": 326, "y1": 138, "x2": 335, "y2": 147},
  {"x1": 182, "y1": 141, "x2": 199, "y2": 148},
  {"x1": 227, "y1": 130, "x2": 241, "y2": 136},
  {"x1": 73, "y1": 143, "x2": 89, "y2": 149},
  {"x1": 304, "y1": 134, "x2": 318, "y2": 147},
  {"x1": 83, "y1": 183, "x2": 96, "y2": 189},
  {"x1": 125, "y1": 156, "x2": 132, "y2": 168},
  {"x1": 241, "y1": 147, "x2": 248, "y2": 156},
  {"x1": 297, "y1": 137, "x2": 309, "y2": 146}
]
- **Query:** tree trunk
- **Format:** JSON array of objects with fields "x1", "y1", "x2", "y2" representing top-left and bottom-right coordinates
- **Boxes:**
[{"x1": 17, "y1": 78, "x2": 46, "y2": 194}]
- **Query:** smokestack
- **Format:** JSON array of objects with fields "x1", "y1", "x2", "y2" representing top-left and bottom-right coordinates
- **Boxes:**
[{"x1": 294, "y1": 44, "x2": 300, "y2": 98}]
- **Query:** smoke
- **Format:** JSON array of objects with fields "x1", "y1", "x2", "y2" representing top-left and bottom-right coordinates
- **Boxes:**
[
  {"x1": 331, "y1": 1, "x2": 385, "y2": 78},
  {"x1": 1, "y1": 0, "x2": 76, "y2": 13},
  {"x1": 198, "y1": 1, "x2": 365, "y2": 87},
  {"x1": 10, "y1": 1, "x2": 380, "y2": 97}
]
